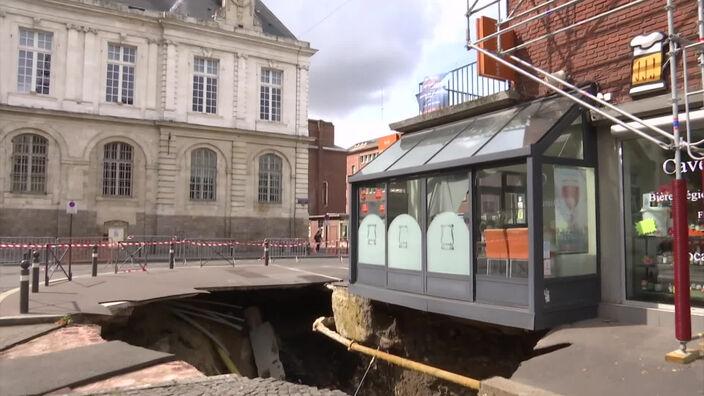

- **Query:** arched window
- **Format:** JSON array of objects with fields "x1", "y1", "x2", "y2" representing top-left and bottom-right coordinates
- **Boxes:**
[
  {"x1": 190, "y1": 148, "x2": 217, "y2": 200},
  {"x1": 102, "y1": 142, "x2": 133, "y2": 197},
  {"x1": 258, "y1": 154, "x2": 282, "y2": 203},
  {"x1": 11, "y1": 134, "x2": 47, "y2": 193}
]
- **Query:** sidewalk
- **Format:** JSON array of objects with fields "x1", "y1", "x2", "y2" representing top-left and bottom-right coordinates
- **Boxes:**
[{"x1": 510, "y1": 318, "x2": 704, "y2": 396}]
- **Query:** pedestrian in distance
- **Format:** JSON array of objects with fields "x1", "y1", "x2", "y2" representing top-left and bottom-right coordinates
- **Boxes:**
[{"x1": 314, "y1": 229, "x2": 322, "y2": 253}]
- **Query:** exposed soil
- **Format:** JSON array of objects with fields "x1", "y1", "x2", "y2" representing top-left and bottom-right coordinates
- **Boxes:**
[{"x1": 101, "y1": 286, "x2": 546, "y2": 395}]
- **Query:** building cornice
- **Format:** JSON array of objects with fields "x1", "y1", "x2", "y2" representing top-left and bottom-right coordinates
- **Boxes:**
[{"x1": 0, "y1": 104, "x2": 314, "y2": 144}]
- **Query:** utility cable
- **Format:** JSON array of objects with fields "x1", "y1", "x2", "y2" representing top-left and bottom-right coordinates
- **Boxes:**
[
  {"x1": 353, "y1": 353, "x2": 377, "y2": 396},
  {"x1": 303, "y1": 0, "x2": 355, "y2": 34}
]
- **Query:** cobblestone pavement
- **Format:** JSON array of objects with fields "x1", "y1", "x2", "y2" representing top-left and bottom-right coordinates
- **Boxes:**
[{"x1": 83, "y1": 374, "x2": 349, "y2": 395}]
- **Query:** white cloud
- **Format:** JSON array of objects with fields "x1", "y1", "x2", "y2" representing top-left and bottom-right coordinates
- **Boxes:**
[{"x1": 263, "y1": 0, "x2": 475, "y2": 147}]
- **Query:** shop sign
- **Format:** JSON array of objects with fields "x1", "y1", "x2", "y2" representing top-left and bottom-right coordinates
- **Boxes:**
[
  {"x1": 662, "y1": 158, "x2": 704, "y2": 175},
  {"x1": 629, "y1": 31, "x2": 667, "y2": 96}
]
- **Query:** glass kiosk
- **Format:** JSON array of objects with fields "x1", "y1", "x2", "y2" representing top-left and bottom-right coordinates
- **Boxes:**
[{"x1": 348, "y1": 95, "x2": 599, "y2": 330}]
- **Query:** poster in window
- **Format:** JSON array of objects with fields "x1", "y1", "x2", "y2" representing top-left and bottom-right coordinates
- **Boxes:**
[{"x1": 554, "y1": 167, "x2": 588, "y2": 253}]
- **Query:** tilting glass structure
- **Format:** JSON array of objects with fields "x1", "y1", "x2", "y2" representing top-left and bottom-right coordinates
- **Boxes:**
[{"x1": 348, "y1": 95, "x2": 599, "y2": 329}]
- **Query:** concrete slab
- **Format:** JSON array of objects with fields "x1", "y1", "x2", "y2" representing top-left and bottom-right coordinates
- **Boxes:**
[
  {"x1": 0, "y1": 323, "x2": 62, "y2": 351},
  {"x1": 0, "y1": 258, "x2": 347, "y2": 319},
  {"x1": 511, "y1": 318, "x2": 704, "y2": 396},
  {"x1": 0, "y1": 340, "x2": 174, "y2": 396}
]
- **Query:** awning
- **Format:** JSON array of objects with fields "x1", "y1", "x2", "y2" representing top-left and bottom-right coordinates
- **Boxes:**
[{"x1": 349, "y1": 95, "x2": 578, "y2": 183}]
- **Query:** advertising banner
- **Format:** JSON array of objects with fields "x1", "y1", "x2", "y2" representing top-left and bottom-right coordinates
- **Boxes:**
[{"x1": 416, "y1": 73, "x2": 448, "y2": 114}]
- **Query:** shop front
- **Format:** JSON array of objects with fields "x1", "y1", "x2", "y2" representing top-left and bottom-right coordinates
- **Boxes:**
[
  {"x1": 617, "y1": 119, "x2": 704, "y2": 310},
  {"x1": 349, "y1": 94, "x2": 600, "y2": 330}
]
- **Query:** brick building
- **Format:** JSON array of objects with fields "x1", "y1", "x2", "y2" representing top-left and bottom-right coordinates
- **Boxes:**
[
  {"x1": 0, "y1": 0, "x2": 315, "y2": 240},
  {"x1": 345, "y1": 133, "x2": 399, "y2": 213},
  {"x1": 307, "y1": 119, "x2": 346, "y2": 248},
  {"x1": 347, "y1": 1, "x2": 704, "y2": 330}
]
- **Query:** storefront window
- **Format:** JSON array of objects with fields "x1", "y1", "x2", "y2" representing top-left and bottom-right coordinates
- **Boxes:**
[
  {"x1": 358, "y1": 184, "x2": 386, "y2": 266},
  {"x1": 476, "y1": 164, "x2": 528, "y2": 278},
  {"x1": 427, "y1": 173, "x2": 470, "y2": 275},
  {"x1": 387, "y1": 180, "x2": 422, "y2": 271},
  {"x1": 623, "y1": 140, "x2": 704, "y2": 307},
  {"x1": 542, "y1": 165, "x2": 597, "y2": 277}
]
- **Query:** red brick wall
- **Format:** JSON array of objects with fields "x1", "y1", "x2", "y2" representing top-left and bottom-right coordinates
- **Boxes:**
[
  {"x1": 507, "y1": 0, "x2": 699, "y2": 104},
  {"x1": 308, "y1": 120, "x2": 346, "y2": 216}
]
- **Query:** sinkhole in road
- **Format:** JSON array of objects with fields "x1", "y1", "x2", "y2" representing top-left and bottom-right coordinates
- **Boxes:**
[{"x1": 101, "y1": 285, "x2": 547, "y2": 396}]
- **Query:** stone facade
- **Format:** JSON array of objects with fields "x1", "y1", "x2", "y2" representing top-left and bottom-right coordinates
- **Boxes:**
[{"x1": 0, "y1": 0, "x2": 315, "y2": 239}]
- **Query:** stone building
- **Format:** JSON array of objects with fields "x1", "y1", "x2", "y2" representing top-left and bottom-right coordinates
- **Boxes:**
[{"x1": 0, "y1": 0, "x2": 315, "y2": 240}]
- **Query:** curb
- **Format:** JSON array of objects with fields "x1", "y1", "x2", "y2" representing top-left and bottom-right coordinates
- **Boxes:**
[
  {"x1": 0, "y1": 314, "x2": 64, "y2": 326},
  {"x1": 479, "y1": 377, "x2": 563, "y2": 396}
]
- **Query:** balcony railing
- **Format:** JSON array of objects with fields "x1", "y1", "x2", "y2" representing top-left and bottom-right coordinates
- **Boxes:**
[{"x1": 417, "y1": 61, "x2": 510, "y2": 114}]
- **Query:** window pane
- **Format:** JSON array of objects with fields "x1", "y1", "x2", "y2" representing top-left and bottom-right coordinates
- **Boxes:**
[
  {"x1": 544, "y1": 117, "x2": 584, "y2": 159},
  {"x1": 193, "y1": 76, "x2": 204, "y2": 112},
  {"x1": 122, "y1": 65, "x2": 134, "y2": 104},
  {"x1": 427, "y1": 173, "x2": 470, "y2": 275},
  {"x1": 476, "y1": 163, "x2": 528, "y2": 278},
  {"x1": 430, "y1": 109, "x2": 520, "y2": 165},
  {"x1": 35, "y1": 53, "x2": 51, "y2": 94},
  {"x1": 11, "y1": 134, "x2": 47, "y2": 193},
  {"x1": 543, "y1": 165, "x2": 597, "y2": 278},
  {"x1": 206, "y1": 77, "x2": 217, "y2": 114},
  {"x1": 388, "y1": 118, "x2": 473, "y2": 171},
  {"x1": 260, "y1": 87, "x2": 270, "y2": 119},
  {"x1": 194, "y1": 58, "x2": 204, "y2": 73},
  {"x1": 477, "y1": 97, "x2": 574, "y2": 156},
  {"x1": 387, "y1": 179, "x2": 422, "y2": 270},
  {"x1": 358, "y1": 183, "x2": 386, "y2": 266},
  {"x1": 17, "y1": 50, "x2": 33, "y2": 92},
  {"x1": 103, "y1": 143, "x2": 133, "y2": 197},
  {"x1": 190, "y1": 149, "x2": 217, "y2": 200},
  {"x1": 359, "y1": 131, "x2": 429, "y2": 175},
  {"x1": 258, "y1": 155, "x2": 281, "y2": 203},
  {"x1": 271, "y1": 87, "x2": 281, "y2": 121}
]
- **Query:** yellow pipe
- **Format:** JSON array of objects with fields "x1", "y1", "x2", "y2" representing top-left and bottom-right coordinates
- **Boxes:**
[{"x1": 312, "y1": 317, "x2": 481, "y2": 390}]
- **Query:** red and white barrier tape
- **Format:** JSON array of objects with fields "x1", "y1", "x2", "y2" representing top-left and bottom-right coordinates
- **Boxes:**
[{"x1": 0, "y1": 238, "x2": 349, "y2": 250}]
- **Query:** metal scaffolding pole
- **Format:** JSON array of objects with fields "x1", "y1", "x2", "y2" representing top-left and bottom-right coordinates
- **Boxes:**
[
  {"x1": 468, "y1": 44, "x2": 672, "y2": 147},
  {"x1": 467, "y1": 0, "x2": 704, "y2": 349}
]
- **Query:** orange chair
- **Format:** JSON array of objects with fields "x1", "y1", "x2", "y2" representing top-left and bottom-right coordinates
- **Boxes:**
[
  {"x1": 484, "y1": 229, "x2": 509, "y2": 276},
  {"x1": 506, "y1": 228, "x2": 529, "y2": 278}
]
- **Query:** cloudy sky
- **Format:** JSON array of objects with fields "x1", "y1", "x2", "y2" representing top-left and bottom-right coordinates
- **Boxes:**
[{"x1": 264, "y1": 0, "x2": 485, "y2": 149}]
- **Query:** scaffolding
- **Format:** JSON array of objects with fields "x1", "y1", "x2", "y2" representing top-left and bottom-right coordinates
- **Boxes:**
[{"x1": 465, "y1": 0, "x2": 704, "y2": 352}]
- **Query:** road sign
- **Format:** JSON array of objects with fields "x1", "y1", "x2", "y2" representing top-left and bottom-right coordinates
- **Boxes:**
[{"x1": 66, "y1": 201, "x2": 78, "y2": 215}]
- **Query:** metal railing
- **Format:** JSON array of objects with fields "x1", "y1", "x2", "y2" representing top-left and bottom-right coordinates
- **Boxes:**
[
  {"x1": 1, "y1": 235, "x2": 349, "y2": 285},
  {"x1": 417, "y1": 61, "x2": 510, "y2": 114}
]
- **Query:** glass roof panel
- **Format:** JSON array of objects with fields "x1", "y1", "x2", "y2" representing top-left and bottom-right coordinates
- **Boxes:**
[
  {"x1": 476, "y1": 96, "x2": 574, "y2": 156},
  {"x1": 387, "y1": 118, "x2": 475, "y2": 171},
  {"x1": 351, "y1": 95, "x2": 577, "y2": 182},
  {"x1": 358, "y1": 129, "x2": 430, "y2": 175},
  {"x1": 427, "y1": 106, "x2": 521, "y2": 165}
]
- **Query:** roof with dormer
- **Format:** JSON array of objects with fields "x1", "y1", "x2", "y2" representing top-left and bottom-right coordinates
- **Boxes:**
[{"x1": 105, "y1": 0, "x2": 296, "y2": 39}]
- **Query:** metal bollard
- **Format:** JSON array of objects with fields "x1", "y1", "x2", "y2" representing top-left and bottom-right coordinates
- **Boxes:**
[
  {"x1": 91, "y1": 245, "x2": 98, "y2": 277},
  {"x1": 20, "y1": 259, "x2": 30, "y2": 313},
  {"x1": 169, "y1": 242, "x2": 175, "y2": 269},
  {"x1": 264, "y1": 240, "x2": 270, "y2": 266},
  {"x1": 31, "y1": 250, "x2": 40, "y2": 293}
]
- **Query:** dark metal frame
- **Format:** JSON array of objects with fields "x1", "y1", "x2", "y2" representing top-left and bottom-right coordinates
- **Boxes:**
[{"x1": 349, "y1": 100, "x2": 600, "y2": 330}]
